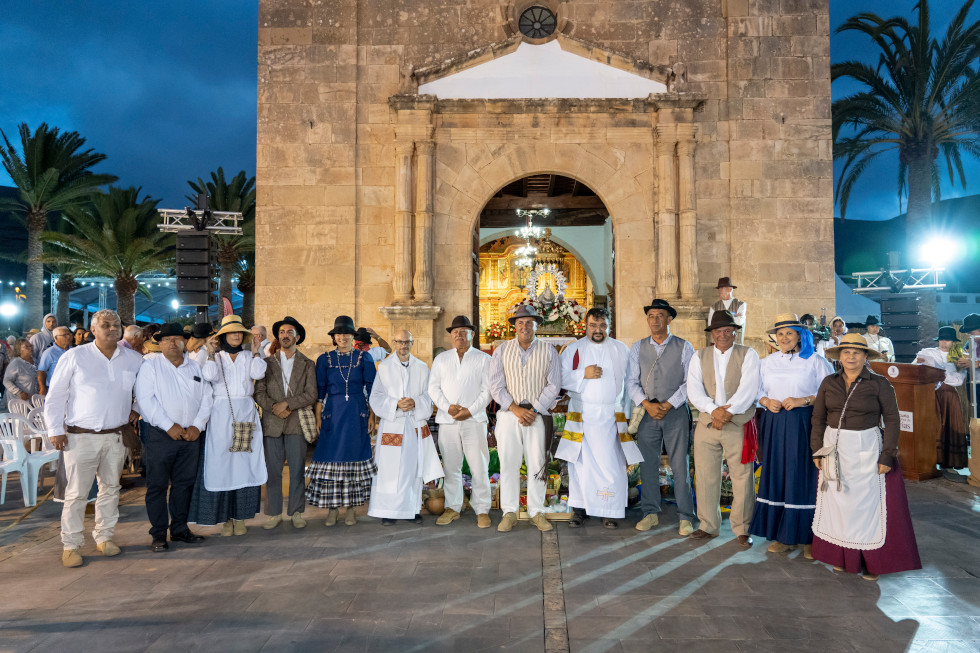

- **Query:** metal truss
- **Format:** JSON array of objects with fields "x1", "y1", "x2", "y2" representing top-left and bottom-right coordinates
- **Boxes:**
[
  {"x1": 851, "y1": 268, "x2": 946, "y2": 294},
  {"x1": 157, "y1": 209, "x2": 243, "y2": 234}
]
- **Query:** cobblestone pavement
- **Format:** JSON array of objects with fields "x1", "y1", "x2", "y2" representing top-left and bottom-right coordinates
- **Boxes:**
[{"x1": 0, "y1": 471, "x2": 977, "y2": 653}]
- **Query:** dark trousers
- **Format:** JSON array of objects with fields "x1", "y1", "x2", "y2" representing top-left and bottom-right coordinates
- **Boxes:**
[
  {"x1": 264, "y1": 433, "x2": 308, "y2": 516},
  {"x1": 635, "y1": 407, "x2": 695, "y2": 522},
  {"x1": 144, "y1": 423, "x2": 201, "y2": 541}
]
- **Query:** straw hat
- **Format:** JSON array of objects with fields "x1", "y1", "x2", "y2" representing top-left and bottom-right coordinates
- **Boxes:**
[
  {"x1": 766, "y1": 313, "x2": 803, "y2": 334},
  {"x1": 823, "y1": 333, "x2": 885, "y2": 361},
  {"x1": 213, "y1": 315, "x2": 251, "y2": 342}
]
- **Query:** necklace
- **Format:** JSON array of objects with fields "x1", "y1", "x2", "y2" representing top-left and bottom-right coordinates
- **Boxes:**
[{"x1": 334, "y1": 349, "x2": 358, "y2": 401}]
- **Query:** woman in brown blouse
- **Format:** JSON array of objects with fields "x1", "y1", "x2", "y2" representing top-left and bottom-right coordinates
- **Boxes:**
[{"x1": 810, "y1": 333, "x2": 921, "y2": 580}]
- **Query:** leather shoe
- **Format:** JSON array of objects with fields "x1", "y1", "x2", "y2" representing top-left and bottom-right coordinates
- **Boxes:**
[
  {"x1": 736, "y1": 534, "x2": 753, "y2": 548},
  {"x1": 381, "y1": 518, "x2": 396, "y2": 526},
  {"x1": 568, "y1": 511, "x2": 588, "y2": 528},
  {"x1": 689, "y1": 529, "x2": 717, "y2": 540},
  {"x1": 171, "y1": 531, "x2": 205, "y2": 544},
  {"x1": 413, "y1": 514, "x2": 424, "y2": 525},
  {"x1": 602, "y1": 518, "x2": 619, "y2": 529},
  {"x1": 150, "y1": 540, "x2": 169, "y2": 553}
]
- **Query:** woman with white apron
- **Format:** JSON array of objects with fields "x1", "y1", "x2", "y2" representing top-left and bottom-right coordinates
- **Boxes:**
[
  {"x1": 810, "y1": 334, "x2": 921, "y2": 580},
  {"x1": 188, "y1": 315, "x2": 268, "y2": 536}
]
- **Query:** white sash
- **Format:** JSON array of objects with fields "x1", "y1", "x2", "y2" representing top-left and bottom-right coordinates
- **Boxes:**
[{"x1": 812, "y1": 425, "x2": 887, "y2": 550}]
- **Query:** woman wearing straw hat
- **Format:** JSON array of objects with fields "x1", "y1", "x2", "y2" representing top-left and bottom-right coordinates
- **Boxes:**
[
  {"x1": 188, "y1": 315, "x2": 268, "y2": 536},
  {"x1": 915, "y1": 326, "x2": 968, "y2": 481},
  {"x1": 307, "y1": 315, "x2": 378, "y2": 526},
  {"x1": 810, "y1": 334, "x2": 921, "y2": 580},
  {"x1": 750, "y1": 315, "x2": 833, "y2": 557}
]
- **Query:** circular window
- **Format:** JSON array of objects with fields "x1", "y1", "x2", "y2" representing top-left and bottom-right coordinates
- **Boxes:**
[{"x1": 518, "y1": 6, "x2": 556, "y2": 39}]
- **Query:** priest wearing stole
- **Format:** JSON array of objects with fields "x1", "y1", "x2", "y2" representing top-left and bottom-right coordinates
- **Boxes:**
[
  {"x1": 557, "y1": 308, "x2": 642, "y2": 529},
  {"x1": 368, "y1": 330, "x2": 443, "y2": 524}
]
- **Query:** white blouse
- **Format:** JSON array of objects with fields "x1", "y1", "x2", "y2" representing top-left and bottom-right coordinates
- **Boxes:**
[
  {"x1": 202, "y1": 350, "x2": 267, "y2": 398},
  {"x1": 757, "y1": 352, "x2": 833, "y2": 402},
  {"x1": 915, "y1": 347, "x2": 965, "y2": 387}
]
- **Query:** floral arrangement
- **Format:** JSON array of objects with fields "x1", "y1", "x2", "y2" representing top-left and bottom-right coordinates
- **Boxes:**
[
  {"x1": 485, "y1": 322, "x2": 512, "y2": 339},
  {"x1": 571, "y1": 320, "x2": 587, "y2": 336},
  {"x1": 509, "y1": 296, "x2": 587, "y2": 324}
]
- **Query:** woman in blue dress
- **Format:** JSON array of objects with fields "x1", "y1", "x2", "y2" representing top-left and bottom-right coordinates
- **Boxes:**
[
  {"x1": 307, "y1": 315, "x2": 377, "y2": 526},
  {"x1": 750, "y1": 314, "x2": 832, "y2": 557}
]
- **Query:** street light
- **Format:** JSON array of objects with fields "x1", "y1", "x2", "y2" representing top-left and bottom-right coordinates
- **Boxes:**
[
  {"x1": 918, "y1": 235, "x2": 963, "y2": 268},
  {"x1": 0, "y1": 302, "x2": 18, "y2": 318}
]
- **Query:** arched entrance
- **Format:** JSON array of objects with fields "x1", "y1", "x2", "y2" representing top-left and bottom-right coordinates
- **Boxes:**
[{"x1": 474, "y1": 174, "x2": 613, "y2": 349}]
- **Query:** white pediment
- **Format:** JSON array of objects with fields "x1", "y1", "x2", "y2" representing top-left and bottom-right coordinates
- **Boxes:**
[{"x1": 418, "y1": 40, "x2": 667, "y2": 100}]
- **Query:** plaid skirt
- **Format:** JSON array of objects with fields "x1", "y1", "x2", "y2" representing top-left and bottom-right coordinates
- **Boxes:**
[{"x1": 305, "y1": 459, "x2": 377, "y2": 508}]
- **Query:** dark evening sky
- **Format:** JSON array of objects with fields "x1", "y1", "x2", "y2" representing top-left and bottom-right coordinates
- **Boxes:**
[{"x1": 1, "y1": 1, "x2": 978, "y2": 220}]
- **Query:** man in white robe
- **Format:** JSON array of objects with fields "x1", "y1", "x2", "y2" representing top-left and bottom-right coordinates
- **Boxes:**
[
  {"x1": 368, "y1": 330, "x2": 443, "y2": 524},
  {"x1": 557, "y1": 308, "x2": 642, "y2": 528}
]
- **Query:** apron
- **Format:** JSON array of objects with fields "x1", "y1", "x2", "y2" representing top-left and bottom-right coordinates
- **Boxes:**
[{"x1": 812, "y1": 425, "x2": 887, "y2": 550}]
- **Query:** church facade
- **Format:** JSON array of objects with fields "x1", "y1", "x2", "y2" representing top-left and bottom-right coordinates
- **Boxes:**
[{"x1": 256, "y1": 0, "x2": 835, "y2": 358}]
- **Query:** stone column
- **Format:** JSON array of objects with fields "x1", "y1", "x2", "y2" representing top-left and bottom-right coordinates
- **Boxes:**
[
  {"x1": 676, "y1": 125, "x2": 699, "y2": 300},
  {"x1": 655, "y1": 126, "x2": 679, "y2": 297},
  {"x1": 393, "y1": 141, "x2": 415, "y2": 304},
  {"x1": 413, "y1": 141, "x2": 435, "y2": 304}
]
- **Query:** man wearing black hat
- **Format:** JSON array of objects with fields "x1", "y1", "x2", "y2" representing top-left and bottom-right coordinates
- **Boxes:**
[
  {"x1": 864, "y1": 316, "x2": 895, "y2": 363},
  {"x1": 686, "y1": 310, "x2": 760, "y2": 547},
  {"x1": 955, "y1": 313, "x2": 980, "y2": 485},
  {"x1": 428, "y1": 315, "x2": 493, "y2": 528},
  {"x1": 354, "y1": 327, "x2": 391, "y2": 364},
  {"x1": 134, "y1": 323, "x2": 213, "y2": 552},
  {"x1": 707, "y1": 277, "x2": 746, "y2": 345},
  {"x1": 626, "y1": 299, "x2": 696, "y2": 535},
  {"x1": 255, "y1": 316, "x2": 318, "y2": 529}
]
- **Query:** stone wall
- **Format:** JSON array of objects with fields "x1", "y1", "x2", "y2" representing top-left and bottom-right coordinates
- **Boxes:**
[{"x1": 256, "y1": 0, "x2": 835, "y2": 357}]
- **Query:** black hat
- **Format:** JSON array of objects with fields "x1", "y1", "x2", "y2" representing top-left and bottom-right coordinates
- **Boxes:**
[
  {"x1": 866, "y1": 315, "x2": 881, "y2": 327},
  {"x1": 353, "y1": 327, "x2": 372, "y2": 344},
  {"x1": 508, "y1": 305, "x2": 544, "y2": 325},
  {"x1": 153, "y1": 322, "x2": 191, "y2": 343},
  {"x1": 705, "y1": 310, "x2": 741, "y2": 332},
  {"x1": 190, "y1": 322, "x2": 213, "y2": 340},
  {"x1": 643, "y1": 299, "x2": 677, "y2": 319},
  {"x1": 716, "y1": 276, "x2": 737, "y2": 289},
  {"x1": 328, "y1": 315, "x2": 356, "y2": 336},
  {"x1": 446, "y1": 315, "x2": 476, "y2": 333},
  {"x1": 935, "y1": 326, "x2": 960, "y2": 342},
  {"x1": 272, "y1": 316, "x2": 306, "y2": 345},
  {"x1": 960, "y1": 313, "x2": 980, "y2": 334}
]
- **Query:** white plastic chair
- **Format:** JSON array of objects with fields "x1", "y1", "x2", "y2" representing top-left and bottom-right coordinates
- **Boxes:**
[
  {"x1": 7, "y1": 399, "x2": 30, "y2": 417},
  {"x1": 0, "y1": 414, "x2": 30, "y2": 505},
  {"x1": 30, "y1": 394, "x2": 44, "y2": 410},
  {"x1": 26, "y1": 406, "x2": 47, "y2": 453},
  {"x1": 0, "y1": 414, "x2": 58, "y2": 506}
]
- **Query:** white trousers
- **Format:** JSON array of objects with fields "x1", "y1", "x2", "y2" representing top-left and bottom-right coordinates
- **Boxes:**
[
  {"x1": 495, "y1": 411, "x2": 546, "y2": 516},
  {"x1": 438, "y1": 420, "x2": 491, "y2": 514},
  {"x1": 61, "y1": 432, "x2": 126, "y2": 549}
]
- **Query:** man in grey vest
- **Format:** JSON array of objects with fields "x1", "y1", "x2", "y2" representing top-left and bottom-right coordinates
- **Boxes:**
[
  {"x1": 707, "y1": 277, "x2": 746, "y2": 345},
  {"x1": 626, "y1": 299, "x2": 696, "y2": 535},
  {"x1": 687, "y1": 310, "x2": 760, "y2": 547}
]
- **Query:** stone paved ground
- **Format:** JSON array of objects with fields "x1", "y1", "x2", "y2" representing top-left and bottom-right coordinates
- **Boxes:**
[{"x1": 0, "y1": 471, "x2": 978, "y2": 653}]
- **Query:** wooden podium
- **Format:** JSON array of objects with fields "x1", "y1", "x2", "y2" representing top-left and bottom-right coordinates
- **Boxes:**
[{"x1": 870, "y1": 362, "x2": 945, "y2": 481}]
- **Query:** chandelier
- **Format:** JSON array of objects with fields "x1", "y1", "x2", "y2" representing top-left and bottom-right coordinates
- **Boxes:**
[{"x1": 513, "y1": 209, "x2": 550, "y2": 268}]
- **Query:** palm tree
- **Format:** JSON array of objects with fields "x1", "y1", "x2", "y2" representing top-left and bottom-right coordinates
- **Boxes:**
[
  {"x1": 832, "y1": 0, "x2": 980, "y2": 249},
  {"x1": 38, "y1": 187, "x2": 175, "y2": 324},
  {"x1": 186, "y1": 168, "x2": 255, "y2": 305},
  {"x1": 0, "y1": 123, "x2": 117, "y2": 329}
]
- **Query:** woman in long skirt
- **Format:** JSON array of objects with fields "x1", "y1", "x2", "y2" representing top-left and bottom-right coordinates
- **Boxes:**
[
  {"x1": 751, "y1": 314, "x2": 832, "y2": 557},
  {"x1": 810, "y1": 334, "x2": 921, "y2": 580},
  {"x1": 915, "y1": 326, "x2": 969, "y2": 479},
  {"x1": 307, "y1": 315, "x2": 377, "y2": 526},
  {"x1": 189, "y1": 315, "x2": 268, "y2": 536}
]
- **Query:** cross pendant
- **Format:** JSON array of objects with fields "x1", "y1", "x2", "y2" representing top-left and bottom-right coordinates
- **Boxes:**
[{"x1": 345, "y1": 394, "x2": 349, "y2": 401}]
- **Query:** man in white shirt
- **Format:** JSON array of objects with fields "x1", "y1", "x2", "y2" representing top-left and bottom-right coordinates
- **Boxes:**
[
  {"x1": 368, "y1": 330, "x2": 443, "y2": 523},
  {"x1": 251, "y1": 324, "x2": 272, "y2": 358},
  {"x1": 44, "y1": 309, "x2": 143, "y2": 568},
  {"x1": 707, "y1": 277, "x2": 746, "y2": 344},
  {"x1": 558, "y1": 308, "x2": 640, "y2": 529},
  {"x1": 687, "y1": 310, "x2": 761, "y2": 547},
  {"x1": 134, "y1": 323, "x2": 212, "y2": 552},
  {"x1": 428, "y1": 315, "x2": 492, "y2": 528}
]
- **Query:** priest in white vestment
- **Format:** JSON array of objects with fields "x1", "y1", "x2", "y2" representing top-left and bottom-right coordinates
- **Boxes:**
[
  {"x1": 557, "y1": 308, "x2": 642, "y2": 528},
  {"x1": 368, "y1": 330, "x2": 443, "y2": 523}
]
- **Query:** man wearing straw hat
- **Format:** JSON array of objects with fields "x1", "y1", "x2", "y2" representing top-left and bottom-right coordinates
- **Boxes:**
[
  {"x1": 687, "y1": 310, "x2": 760, "y2": 547},
  {"x1": 135, "y1": 323, "x2": 212, "y2": 552},
  {"x1": 428, "y1": 315, "x2": 493, "y2": 528},
  {"x1": 489, "y1": 304, "x2": 562, "y2": 533},
  {"x1": 707, "y1": 277, "x2": 746, "y2": 345}
]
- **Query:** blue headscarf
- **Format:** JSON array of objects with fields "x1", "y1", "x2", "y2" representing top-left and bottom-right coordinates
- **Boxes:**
[{"x1": 790, "y1": 325, "x2": 815, "y2": 359}]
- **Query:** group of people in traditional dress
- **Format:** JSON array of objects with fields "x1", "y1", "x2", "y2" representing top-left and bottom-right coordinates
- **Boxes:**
[{"x1": 29, "y1": 291, "x2": 979, "y2": 581}]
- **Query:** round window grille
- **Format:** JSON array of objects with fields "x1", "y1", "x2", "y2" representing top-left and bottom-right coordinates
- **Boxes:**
[{"x1": 518, "y1": 6, "x2": 556, "y2": 39}]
